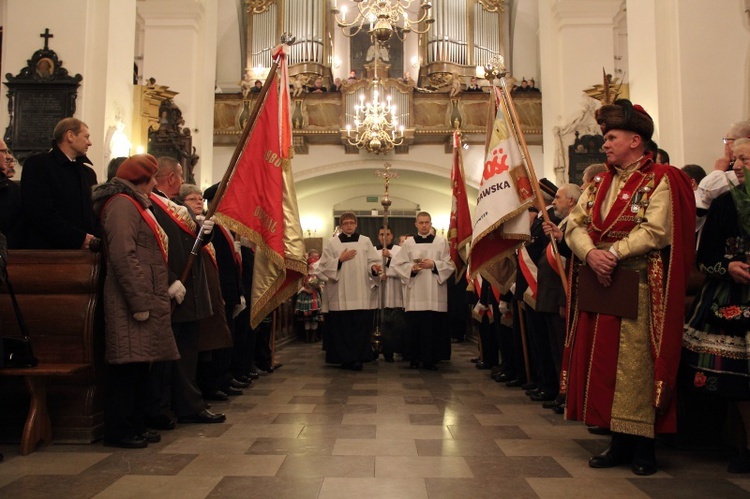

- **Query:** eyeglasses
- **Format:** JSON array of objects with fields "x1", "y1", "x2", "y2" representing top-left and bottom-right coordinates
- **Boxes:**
[{"x1": 723, "y1": 137, "x2": 736, "y2": 144}]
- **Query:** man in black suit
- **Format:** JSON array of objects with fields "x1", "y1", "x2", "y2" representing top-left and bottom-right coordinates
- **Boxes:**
[{"x1": 21, "y1": 118, "x2": 98, "y2": 249}]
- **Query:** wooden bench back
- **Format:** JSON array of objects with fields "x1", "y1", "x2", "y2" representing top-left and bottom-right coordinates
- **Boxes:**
[{"x1": 0, "y1": 250, "x2": 101, "y2": 364}]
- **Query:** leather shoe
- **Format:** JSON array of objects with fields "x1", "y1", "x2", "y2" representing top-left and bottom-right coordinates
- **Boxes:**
[
  {"x1": 505, "y1": 379, "x2": 523, "y2": 387},
  {"x1": 178, "y1": 409, "x2": 226, "y2": 424},
  {"x1": 475, "y1": 361, "x2": 493, "y2": 370},
  {"x1": 588, "y1": 447, "x2": 629, "y2": 468},
  {"x1": 204, "y1": 390, "x2": 229, "y2": 402},
  {"x1": 224, "y1": 386, "x2": 243, "y2": 396},
  {"x1": 470, "y1": 357, "x2": 480, "y2": 363},
  {"x1": 141, "y1": 430, "x2": 161, "y2": 443},
  {"x1": 542, "y1": 400, "x2": 560, "y2": 409},
  {"x1": 231, "y1": 378, "x2": 250, "y2": 389},
  {"x1": 104, "y1": 435, "x2": 148, "y2": 449},
  {"x1": 234, "y1": 374, "x2": 250, "y2": 383},
  {"x1": 493, "y1": 372, "x2": 514, "y2": 382},
  {"x1": 521, "y1": 382, "x2": 538, "y2": 391},
  {"x1": 525, "y1": 388, "x2": 541, "y2": 397},
  {"x1": 530, "y1": 391, "x2": 556, "y2": 402},
  {"x1": 587, "y1": 425, "x2": 612, "y2": 436},
  {"x1": 551, "y1": 404, "x2": 565, "y2": 415},
  {"x1": 246, "y1": 371, "x2": 261, "y2": 380},
  {"x1": 145, "y1": 415, "x2": 175, "y2": 430},
  {"x1": 632, "y1": 458, "x2": 658, "y2": 476}
]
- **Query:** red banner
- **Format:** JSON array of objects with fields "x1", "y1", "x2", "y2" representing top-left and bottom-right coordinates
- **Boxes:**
[
  {"x1": 449, "y1": 130, "x2": 473, "y2": 281},
  {"x1": 215, "y1": 46, "x2": 307, "y2": 328}
]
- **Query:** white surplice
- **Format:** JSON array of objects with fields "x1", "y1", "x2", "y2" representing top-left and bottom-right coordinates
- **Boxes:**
[
  {"x1": 392, "y1": 235, "x2": 454, "y2": 312},
  {"x1": 316, "y1": 234, "x2": 380, "y2": 311}
]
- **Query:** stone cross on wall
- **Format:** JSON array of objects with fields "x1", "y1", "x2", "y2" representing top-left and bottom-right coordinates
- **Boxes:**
[{"x1": 40, "y1": 28, "x2": 53, "y2": 50}]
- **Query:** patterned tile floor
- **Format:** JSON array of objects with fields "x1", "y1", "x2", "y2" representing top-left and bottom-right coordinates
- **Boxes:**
[{"x1": 1, "y1": 341, "x2": 750, "y2": 498}]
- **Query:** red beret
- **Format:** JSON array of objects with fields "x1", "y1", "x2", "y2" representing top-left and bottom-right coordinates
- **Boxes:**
[{"x1": 116, "y1": 154, "x2": 158, "y2": 185}]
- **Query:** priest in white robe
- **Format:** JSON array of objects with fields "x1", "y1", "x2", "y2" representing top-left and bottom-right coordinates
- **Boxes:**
[
  {"x1": 316, "y1": 212, "x2": 381, "y2": 370},
  {"x1": 392, "y1": 212, "x2": 455, "y2": 370}
]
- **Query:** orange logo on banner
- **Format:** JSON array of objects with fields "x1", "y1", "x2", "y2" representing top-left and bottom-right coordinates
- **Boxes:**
[{"x1": 483, "y1": 148, "x2": 509, "y2": 181}]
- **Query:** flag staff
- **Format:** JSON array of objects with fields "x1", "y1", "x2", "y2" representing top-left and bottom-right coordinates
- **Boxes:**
[
  {"x1": 176, "y1": 34, "x2": 295, "y2": 286},
  {"x1": 373, "y1": 163, "x2": 399, "y2": 353},
  {"x1": 483, "y1": 57, "x2": 568, "y2": 295}
]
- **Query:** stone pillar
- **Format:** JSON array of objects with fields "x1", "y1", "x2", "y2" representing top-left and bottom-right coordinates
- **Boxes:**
[
  {"x1": 538, "y1": 0, "x2": 623, "y2": 182},
  {"x1": 138, "y1": 0, "x2": 218, "y2": 190},
  {"x1": 626, "y1": 0, "x2": 748, "y2": 169},
  {"x1": 0, "y1": 0, "x2": 137, "y2": 180}
]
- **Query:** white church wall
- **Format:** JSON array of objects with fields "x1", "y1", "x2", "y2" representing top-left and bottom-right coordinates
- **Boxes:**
[
  {"x1": 511, "y1": 0, "x2": 541, "y2": 85},
  {"x1": 139, "y1": 0, "x2": 217, "y2": 188},
  {"x1": 0, "y1": 0, "x2": 138, "y2": 179},
  {"x1": 215, "y1": 0, "x2": 242, "y2": 92}
]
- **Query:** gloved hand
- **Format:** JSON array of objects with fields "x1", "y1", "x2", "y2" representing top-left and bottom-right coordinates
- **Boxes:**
[
  {"x1": 233, "y1": 240, "x2": 242, "y2": 255},
  {"x1": 498, "y1": 301, "x2": 510, "y2": 315},
  {"x1": 233, "y1": 295, "x2": 247, "y2": 319},
  {"x1": 133, "y1": 311, "x2": 150, "y2": 321},
  {"x1": 473, "y1": 302, "x2": 487, "y2": 315},
  {"x1": 168, "y1": 280, "x2": 187, "y2": 304},
  {"x1": 195, "y1": 215, "x2": 215, "y2": 235}
]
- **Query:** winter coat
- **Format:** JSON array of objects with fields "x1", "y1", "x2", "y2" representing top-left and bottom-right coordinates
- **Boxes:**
[{"x1": 93, "y1": 179, "x2": 179, "y2": 364}]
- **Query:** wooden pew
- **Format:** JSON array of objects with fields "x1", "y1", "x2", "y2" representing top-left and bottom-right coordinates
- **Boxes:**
[{"x1": 0, "y1": 250, "x2": 105, "y2": 454}]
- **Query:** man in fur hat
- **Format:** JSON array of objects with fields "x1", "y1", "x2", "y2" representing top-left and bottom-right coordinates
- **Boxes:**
[{"x1": 562, "y1": 99, "x2": 695, "y2": 475}]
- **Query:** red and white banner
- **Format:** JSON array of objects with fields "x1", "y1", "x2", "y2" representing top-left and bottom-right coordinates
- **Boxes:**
[
  {"x1": 469, "y1": 87, "x2": 534, "y2": 289},
  {"x1": 448, "y1": 130, "x2": 473, "y2": 281},
  {"x1": 214, "y1": 45, "x2": 307, "y2": 329}
]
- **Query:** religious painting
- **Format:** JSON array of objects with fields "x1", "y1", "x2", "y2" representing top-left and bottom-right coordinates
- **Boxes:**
[
  {"x1": 349, "y1": 28, "x2": 404, "y2": 80},
  {"x1": 35, "y1": 58, "x2": 54, "y2": 79}
]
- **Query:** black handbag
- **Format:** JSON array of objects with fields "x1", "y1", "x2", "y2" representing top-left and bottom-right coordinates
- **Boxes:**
[{"x1": 0, "y1": 252, "x2": 38, "y2": 368}]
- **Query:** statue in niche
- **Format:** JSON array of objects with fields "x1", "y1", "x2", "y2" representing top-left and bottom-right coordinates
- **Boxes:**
[
  {"x1": 365, "y1": 42, "x2": 389, "y2": 63},
  {"x1": 240, "y1": 68, "x2": 253, "y2": 98},
  {"x1": 449, "y1": 73, "x2": 462, "y2": 98},
  {"x1": 148, "y1": 99, "x2": 198, "y2": 183},
  {"x1": 291, "y1": 75, "x2": 306, "y2": 98}
]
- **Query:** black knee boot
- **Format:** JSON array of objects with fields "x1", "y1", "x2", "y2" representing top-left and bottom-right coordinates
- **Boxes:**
[
  {"x1": 589, "y1": 431, "x2": 632, "y2": 468},
  {"x1": 632, "y1": 436, "x2": 657, "y2": 475}
]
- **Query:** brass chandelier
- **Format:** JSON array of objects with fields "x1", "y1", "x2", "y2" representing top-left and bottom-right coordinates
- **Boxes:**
[
  {"x1": 345, "y1": 78, "x2": 404, "y2": 154},
  {"x1": 331, "y1": 0, "x2": 434, "y2": 42}
]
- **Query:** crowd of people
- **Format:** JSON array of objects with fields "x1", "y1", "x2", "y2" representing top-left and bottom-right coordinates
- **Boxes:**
[
  {"x1": 0, "y1": 118, "x2": 278, "y2": 451},
  {"x1": 473, "y1": 106, "x2": 750, "y2": 477},
  {"x1": 1, "y1": 109, "x2": 749, "y2": 477}
]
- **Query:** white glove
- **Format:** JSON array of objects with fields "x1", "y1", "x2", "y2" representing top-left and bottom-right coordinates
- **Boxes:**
[
  {"x1": 498, "y1": 301, "x2": 510, "y2": 315},
  {"x1": 233, "y1": 295, "x2": 247, "y2": 319},
  {"x1": 510, "y1": 283, "x2": 516, "y2": 295},
  {"x1": 233, "y1": 240, "x2": 242, "y2": 255},
  {"x1": 168, "y1": 280, "x2": 187, "y2": 304},
  {"x1": 473, "y1": 302, "x2": 487, "y2": 315},
  {"x1": 133, "y1": 311, "x2": 150, "y2": 321},
  {"x1": 196, "y1": 215, "x2": 215, "y2": 235}
]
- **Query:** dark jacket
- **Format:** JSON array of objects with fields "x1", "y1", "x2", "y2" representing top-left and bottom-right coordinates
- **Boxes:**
[
  {"x1": 92, "y1": 179, "x2": 179, "y2": 364},
  {"x1": 21, "y1": 144, "x2": 97, "y2": 249},
  {"x1": 0, "y1": 178, "x2": 23, "y2": 248},
  {"x1": 150, "y1": 190, "x2": 213, "y2": 323}
]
